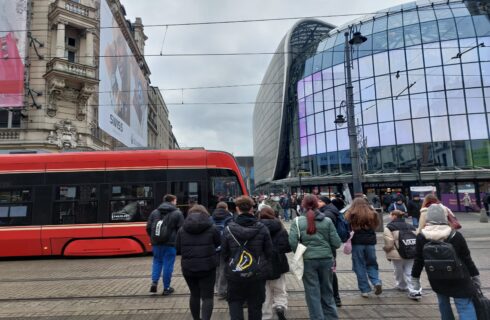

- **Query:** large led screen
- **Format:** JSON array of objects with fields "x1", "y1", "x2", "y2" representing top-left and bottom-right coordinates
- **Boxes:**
[
  {"x1": 99, "y1": 0, "x2": 148, "y2": 147},
  {"x1": 0, "y1": 0, "x2": 28, "y2": 108}
]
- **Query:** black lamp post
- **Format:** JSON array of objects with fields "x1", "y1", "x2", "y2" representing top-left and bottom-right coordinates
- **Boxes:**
[{"x1": 334, "y1": 31, "x2": 367, "y2": 198}]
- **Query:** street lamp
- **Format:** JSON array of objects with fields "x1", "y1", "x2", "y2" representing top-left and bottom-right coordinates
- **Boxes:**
[{"x1": 334, "y1": 30, "x2": 366, "y2": 198}]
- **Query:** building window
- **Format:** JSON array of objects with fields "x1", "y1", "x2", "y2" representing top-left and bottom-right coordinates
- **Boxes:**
[
  {"x1": 0, "y1": 110, "x2": 21, "y2": 128},
  {"x1": 65, "y1": 37, "x2": 77, "y2": 63}
]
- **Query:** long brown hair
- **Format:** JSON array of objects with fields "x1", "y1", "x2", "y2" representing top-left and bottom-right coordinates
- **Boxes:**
[
  {"x1": 422, "y1": 194, "x2": 440, "y2": 208},
  {"x1": 301, "y1": 194, "x2": 319, "y2": 235},
  {"x1": 345, "y1": 198, "x2": 379, "y2": 231}
]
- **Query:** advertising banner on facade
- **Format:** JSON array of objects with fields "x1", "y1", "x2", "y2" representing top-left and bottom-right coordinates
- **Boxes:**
[
  {"x1": 99, "y1": 0, "x2": 148, "y2": 147},
  {"x1": 0, "y1": 0, "x2": 28, "y2": 108}
]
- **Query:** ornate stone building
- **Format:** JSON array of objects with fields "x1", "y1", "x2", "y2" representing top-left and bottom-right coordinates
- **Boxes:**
[{"x1": 0, "y1": 0, "x2": 178, "y2": 152}]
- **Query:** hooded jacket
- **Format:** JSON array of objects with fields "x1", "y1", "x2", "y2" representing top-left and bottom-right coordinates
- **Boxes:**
[
  {"x1": 289, "y1": 211, "x2": 341, "y2": 260},
  {"x1": 411, "y1": 225, "x2": 479, "y2": 298},
  {"x1": 212, "y1": 207, "x2": 234, "y2": 227},
  {"x1": 383, "y1": 218, "x2": 416, "y2": 260},
  {"x1": 319, "y1": 203, "x2": 339, "y2": 226},
  {"x1": 176, "y1": 211, "x2": 221, "y2": 276},
  {"x1": 221, "y1": 213, "x2": 273, "y2": 281},
  {"x1": 146, "y1": 202, "x2": 184, "y2": 246},
  {"x1": 261, "y1": 218, "x2": 291, "y2": 279}
]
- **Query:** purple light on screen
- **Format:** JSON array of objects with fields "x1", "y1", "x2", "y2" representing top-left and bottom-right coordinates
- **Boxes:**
[{"x1": 298, "y1": 99, "x2": 306, "y2": 118}]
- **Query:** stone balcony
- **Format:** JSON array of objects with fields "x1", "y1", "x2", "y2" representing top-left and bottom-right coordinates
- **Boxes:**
[
  {"x1": 0, "y1": 129, "x2": 20, "y2": 140},
  {"x1": 49, "y1": 0, "x2": 98, "y2": 29},
  {"x1": 45, "y1": 58, "x2": 98, "y2": 84}
]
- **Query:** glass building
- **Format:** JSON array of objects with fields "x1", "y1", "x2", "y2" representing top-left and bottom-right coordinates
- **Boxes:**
[{"x1": 253, "y1": 0, "x2": 490, "y2": 211}]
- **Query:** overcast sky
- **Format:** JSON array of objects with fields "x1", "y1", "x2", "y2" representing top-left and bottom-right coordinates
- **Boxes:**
[{"x1": 122, "y1": 0, "x2": 409, "y2": 156}]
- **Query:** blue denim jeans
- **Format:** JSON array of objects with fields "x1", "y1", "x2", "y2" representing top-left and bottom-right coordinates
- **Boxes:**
[
  {"x1": 302, "y1": 258, "x2": 338, "y2": 320},
  {"x1": 283, "y1": 208, "x2": 290, "y2": 221},
  {"x1": 351, "y1": 245, "x2": 381, "y2": 293},
  {"x1": 412, "y1": 217, "x2": 419, "y2": 228},
  {"x1": 436, "y1": 293, "x2": 477, "y2": 320},
  {"x1": 152, "y1": 245, "x2": 176, "y2": 289}
]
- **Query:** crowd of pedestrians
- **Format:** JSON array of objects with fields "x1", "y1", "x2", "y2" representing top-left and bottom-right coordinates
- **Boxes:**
[{"x1": 146, "y1": 191, "x2": 483, "y2": 320}]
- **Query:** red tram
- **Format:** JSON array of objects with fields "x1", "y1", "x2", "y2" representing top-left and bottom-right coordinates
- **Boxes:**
[{"x1": 0, "y1": 150, "x2": 247, "y2": 257}]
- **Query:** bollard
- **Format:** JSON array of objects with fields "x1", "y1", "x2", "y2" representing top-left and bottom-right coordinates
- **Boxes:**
[
  {"x1": 480, "y1": 208, "x2": 488, "y2": 223},
  {"x1": 375, "y1": 208, "x2": 384, "y2": 232}
]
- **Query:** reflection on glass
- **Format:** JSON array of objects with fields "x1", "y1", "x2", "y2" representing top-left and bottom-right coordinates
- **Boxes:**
[
  {"x1": 466, "y1": 88, "x2": 485, "y2": 113},
  {"x1": 408, "y1": 69, "x2": 426, "y2": 94},
  {"x1": 308, "y1": 135, "x2": 316, "y2": 156},
  {"x1": 377, "y1": 99, "x2": 393, "y2": 122},
  {"x1": 406, "y1": 45, "x2": 423, "y2": 69},
  {"x1": 364, "y1": 124, "x2": 380, "y2": 147},
  {"x1": 463, "y1": 63, "x2": 481, "y2": 88},
  {"x1": 313, "y1": 72, "x2": 322, "y2": 93},
  {"x1": 366, "y1": 147, "x2": 382, "y2": 171},
  {"x1": 304, "y1": 75, "x2": 313, "y2": 96},
  {"x1": 379, "y1": 122, "x2": 396, "y2": 146},
  {"x1": 359, "y1": 55, "x2": 374, "y2": 78},
  {"x1": 381, "y1": 146, "x2": 397, "y2": 169},
  {"x1": 403, "y1": 10, "x2": 419, "y2": 26},
  {"x1": 430, "y1": 116, "x2": 450, "y2": 141},
  {"x1": 307, "y1": 115, "x2": 315, "y2": 135},
  {"x1": 362, "y1": 102, "x2": 377, "y2": 124},
  {"x1": 452, "y1": 141, "x2": 472, "y2": 167},
  {"x1": 388, "y1": 27, "x2": 404, "y2": 49},
  {"x1": 376, "y1": 75, "x2": 392, "y2": 99},
  {"x1": 315, "y1": 112, "x2": 325, "y2": 132},
  {"x1": 421, "y1": 21, "x2": 439, "y2": 43},
  {"x1": 418, "y1": 7, "x2": 436, "y2": 23},
  {"x1": 412, "y1": 118, "x2": 431, "y2": 143},
  {"x1": 410, "y1": 93, "x2": 429, "y2": 117},
  {"x1": 373, "y1": 52, "x2": 390, "y2": 75},
  {"x1": 323, "y1": 88, "x2": 334, "y2": 108},
  {"x1": 314, "y1": 92, "x2": 323, "y2": 113},
  {"x1": 316, "y1": 132, "x2": 326, "y2": 154},
  {"x1": 306, "y1": 95, "x2": 314, "y2": 115},
  {"x1": 301, "y1": 137, "x2": 308, "y2": 156},
  {"x1": 322, "y1": 68, "x2": 333, "y2": 89},
  {"x1": 360, "y1": 78, "x2": 375, "y2": 101},
  {"x1": 299, "y1": 118, "x2": 306, "y2": 137},
  {"x1": 325, "y1": 109, "x2": 336, "y2": 131},
  {"x1": 337, "y1": 128, "x2": 349, "y2": 151},
  {"x1": 395, "y1": 120, "x2": 413, "y2": 144},
  {"x1": 404, "y1": 24, "x2": 421, "y2": 46},
  {"x1": 438, "y1": 18, "x2": 458, "y2": 41},
  {"x1": 428, "y1": 91, "x2": 447, "y2": 116},
  {"x1": 446, "y1": 90, "x2": 465, "y2": 115},
  {"x1": 372, "y1": 31, "x2": 388, "y2": 53},
  {"x1": 326, "y1": 131, "x2": 337, "y2": 152},
  {"x1": 298, "y1": 99, "x2": 306, "y2": 118},
  {"x1": 394, "y1": 97, "x2": 410, "y2": 120},
  {"x1": 426, "y1": 67, "x2": 444, "y2": 91},
  {"x1": 441, "y1": 40, "x2": 460, "y2": 64},
  {"x1": 471, "y1": 140, "x2": 490, "y2": 167},
  {"x1": 424, "y1": 43, "x2": 442, "y2": 68},
  {"x1": 449, "y1": 115, "x2": 469, "y2": 140},
  {"x1": 468, "y1": 114, "x2": 488, "y2": 139},
  {"x1": 389, "y1": 49, "x2": 406, "y2": 73}
]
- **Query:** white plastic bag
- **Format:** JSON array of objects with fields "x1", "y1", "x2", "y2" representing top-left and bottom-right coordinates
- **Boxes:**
[{"x1": 291, "y1": 217, "x2": 307, "y2": 280}]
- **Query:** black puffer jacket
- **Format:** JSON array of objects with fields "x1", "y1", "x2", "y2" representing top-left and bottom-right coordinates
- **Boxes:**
[
  {"x1": 351, "y1": 228, "x2": 377, "y2": 245},
  {"x1": 261, "y1": 218, "x2": 291, "y2": 280},
  {"x1": 412, "y1": 228, "x2": 479, "y2": 298},
  {"x1": 319, "y1": 203, "x2": 339, "y2": 225},
  {"x1": 221, "y1": 213, "x2": 273, "y2": 281},
  {"x1": 176, "y1": 211, "x2": 221, "y2": 277},
  {"x1": 146, "y1": 202, "x2": 184, "y2": 246}
]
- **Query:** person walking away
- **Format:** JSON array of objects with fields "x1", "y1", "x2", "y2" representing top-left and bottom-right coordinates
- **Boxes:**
[
  {"x1": 345, "y1": 198, "x2": 382, "y2": 298},
  {"x1": 388, "y1": 196, "x2": 407, "y2": 214},
  {"x1": 483, "y1": 192, "x2": 490, "y2": 216},
  {"x1": 211, "y1": 201, "x2": 234, "y2": 300},
  {"x1": 407, "y1": 194, "x2": 422, "y2": 228},
  {"x1": 382, "y1": 192, "x2": 393, "y2": 212},
  {"x1": 221, "y1": 196, "x2": 273, "y2": 320},
  {"x1": 317, "y1": 196, "x2": 343, "y2": 307},
  {"x1": 264, "y1": 194, "x2": 281, "y2": 217},
  {"x1": 411, "y1": 204, "x2": 480, "y2": 319},
  {"x1": 146, "y1": 194, "x2": 184, "y2": 295},
  {"x1": 259, "y1": 207, "x2": 291, "y2": 320},
  {"x1": 176, "y1": 205, "x2": 221, "y2": 320},
  {"x1": 383, "y1": 210, "x2": 421, "y2": 300},
  {"x1": 279, "y1": 194, "x2": 291, "y2": 222},
  {"x1": 331, "y1": 193, "x2": 345, "y2": 211},
  {"x1": 289, "y1": 195, "x2": 341, "y2": 320},
  {"x1": 462, "y1": 192, "x2": 472, "y2": 213},
  {"x1": 417, "y1": 194, "x2": 457, "y2": 234}
]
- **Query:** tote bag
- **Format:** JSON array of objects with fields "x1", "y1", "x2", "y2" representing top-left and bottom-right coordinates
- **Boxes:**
[
  {"x1": 343, "y1": 231, "x2": 355, "y2": 255},
  {"x1": 291, "y1": 217, "x2": 307, "y2": 280}
]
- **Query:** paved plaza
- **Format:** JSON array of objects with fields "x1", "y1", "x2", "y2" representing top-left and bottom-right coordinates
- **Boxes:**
[{"x1": 0, "y1": 211, "x2": 488, "y2": 319}]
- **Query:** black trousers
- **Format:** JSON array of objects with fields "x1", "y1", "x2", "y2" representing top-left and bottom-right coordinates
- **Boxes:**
[
  {"x1": 227, "y1": 279, "x2": 266, "y2": 320},
  {"x1": 184, "y1": 271, "x2": 216, "y2": 320}
]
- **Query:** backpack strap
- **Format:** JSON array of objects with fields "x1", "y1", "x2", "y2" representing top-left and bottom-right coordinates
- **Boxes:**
[
  {"x1": 226, "y1": 226, "x2": 247, "y2": 248},
  {"x1": 445, "y1": 230, "x2": 457, "y2": 243}
]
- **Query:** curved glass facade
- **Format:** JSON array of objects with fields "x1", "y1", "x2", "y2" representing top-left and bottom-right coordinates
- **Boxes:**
[
  {"x1": 295, "y1": 0, "x2": 490, "y2": 177},
  {"x1": 253, "y1": 20, "x2": 334, "y2": 186}
]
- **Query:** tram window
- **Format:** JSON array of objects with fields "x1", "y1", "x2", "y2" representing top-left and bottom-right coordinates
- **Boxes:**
[
  {"x1": 53, "y1": 185, "x2": 97, "y2": 224},
  {"x1": 208, "y1": 176, "x2": 241, "y2": 212},
  {"x1": 110, "y1": 184, "x2": 153, "y2": 222},
  {"x1": 0, "y1": 189, "x2": 32, "y2": 225},
  {"x1": 171, "y1": 181, "x2": 200, "y2": 213}
]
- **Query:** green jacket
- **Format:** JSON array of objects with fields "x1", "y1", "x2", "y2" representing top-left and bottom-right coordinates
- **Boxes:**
[{"x1": 289, "y1": 211, "x2": 341, "y2": 260}]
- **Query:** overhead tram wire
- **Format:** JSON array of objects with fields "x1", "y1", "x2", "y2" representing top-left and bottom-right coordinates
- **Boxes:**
[{"x1": 1, "y1": 5, "x2": 463, "y2": 33}]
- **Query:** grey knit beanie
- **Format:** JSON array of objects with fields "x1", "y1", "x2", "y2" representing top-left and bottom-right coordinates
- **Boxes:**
[{"x1": 427, "y1": 204, "x2": 448, "y2": 225}]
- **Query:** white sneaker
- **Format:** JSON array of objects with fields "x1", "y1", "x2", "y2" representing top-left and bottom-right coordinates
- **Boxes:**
[
  {"x1": 361, "y1": 292, "x2": 369, "y2": 298},
  {"x1": 408, "y1": 292, "x2": 422, "y2": 301}
]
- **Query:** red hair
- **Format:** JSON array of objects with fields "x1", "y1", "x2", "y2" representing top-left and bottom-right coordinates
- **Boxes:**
[
  {"x1": 301, "y1": 194, "x2": 319, "y2": 235},
  {"x1": 422, "y1": 194, "x2": 440, "y2": 208}
]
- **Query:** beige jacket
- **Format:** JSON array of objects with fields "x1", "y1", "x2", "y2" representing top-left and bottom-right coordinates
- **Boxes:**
[
  {"x1": 383, "y1": 227, "x2": 402, "y2": 260},
  {"x1": 416, "y1": 205, "x2": 455, "y2": 234}
]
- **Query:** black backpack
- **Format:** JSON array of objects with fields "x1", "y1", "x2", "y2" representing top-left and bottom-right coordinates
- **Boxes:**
[
  {"x1": 387, "y1": 223, "x2": 417, "y2": 259},
  {"x1": 226, "y1": 226, "x2": 261, "y2": 282},
  {"x1": 151, "y1": 212, "x2": 172, "y2": 244},
  {"x1": 423, "y1": 231, "x2": 467, "y2": 280}
]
